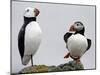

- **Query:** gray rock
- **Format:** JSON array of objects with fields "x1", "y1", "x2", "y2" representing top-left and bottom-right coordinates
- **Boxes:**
[
  {"x1": 48, "y1": 66, "x2": 57, "y2": 72},
  {"x1": 67, "y1": 61, "x2": 84, "y2": 70}
]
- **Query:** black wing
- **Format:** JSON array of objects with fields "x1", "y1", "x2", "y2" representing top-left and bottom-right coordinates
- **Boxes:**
[
  {"x1": 18, "y1": 26, "x2": 25, "y2": 58},
  {"x1": 87, "y1": 39, "x2": 91, "y2": 50},
  {"x1": 64, "y1": 32, "x2": 73, "y2": 43}
]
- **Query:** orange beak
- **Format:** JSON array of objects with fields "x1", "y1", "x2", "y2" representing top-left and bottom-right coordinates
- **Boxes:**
[
  {"x1": 69, "y1": 25, "x2": 76, "y2": 32},
  {"x1": 34, "y1": 8, "x2": 40, "y2": 17}
]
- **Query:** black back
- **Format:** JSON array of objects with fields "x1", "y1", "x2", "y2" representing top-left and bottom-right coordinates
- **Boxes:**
[
  {"x1": 87, "y1": 39, "x2": 91, "y2": 50},
  {"x1": 18, "y1": 16, "x2": 36, "y2": 58},
  {"x1": 64, "y1": 32, "x2": 73, "y2": 43}
]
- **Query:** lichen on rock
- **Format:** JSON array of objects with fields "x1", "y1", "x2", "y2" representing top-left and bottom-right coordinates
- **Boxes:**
[{"x1": 19, "y1": 65, "x2": 48, "y2": 74}]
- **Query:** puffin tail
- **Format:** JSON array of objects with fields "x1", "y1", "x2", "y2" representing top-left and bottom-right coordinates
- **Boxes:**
[{"x1": 21, "y1": 55, "x2": 31, "y2": 65}]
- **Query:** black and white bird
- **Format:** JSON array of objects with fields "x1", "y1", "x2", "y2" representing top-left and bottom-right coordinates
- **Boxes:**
[
  {"x1": 18, "y1": 7, "x2": 42, "y2": 66},
  {"x1": 64, "y1": 21, "x2": 91, "y2": 63}
]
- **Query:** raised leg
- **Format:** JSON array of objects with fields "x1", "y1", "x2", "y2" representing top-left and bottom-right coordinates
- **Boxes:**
[
  {"x1": 64, "y1": 52, "x2": 70, "y2": 58},
  {"x1": 31, "y1": 55, "x2": 33, "y2": 66}
]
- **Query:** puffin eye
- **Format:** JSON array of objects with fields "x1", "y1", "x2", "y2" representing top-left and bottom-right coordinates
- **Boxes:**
[
  {"x1": 77, "y1": 24, "x2": 79, "y2": 26},
  {"x1": 27, "y1": 9, "x2": 29, "y2": 12}
]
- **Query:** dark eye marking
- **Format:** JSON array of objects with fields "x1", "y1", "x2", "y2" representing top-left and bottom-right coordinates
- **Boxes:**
[
  {"x1": 27, "y1": 9, "x2": 29, "y2": 12},
  {"x1": 77, "y1": 23, "x2": 79, "y2": 26}
]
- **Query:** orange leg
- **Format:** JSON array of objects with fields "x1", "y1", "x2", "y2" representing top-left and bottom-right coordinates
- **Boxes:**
[
  {"x1": 64, "y1": 52, "x2": 70, "y2": 58},
  {"x1": 70, "y1": 55, "x2": 80, "y2": 63},
  {"x1": 64, "y1": 53, "x2": 81, "y2": 63}
]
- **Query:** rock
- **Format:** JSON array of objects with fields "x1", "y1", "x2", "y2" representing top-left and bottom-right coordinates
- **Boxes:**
[
  {"x1": 19, "y1": 61, "x2": 84, "y2": 74},
  {"x1": 19, "y1": 65, "x2": 48, "y2": 74},
  {"x1": 48, "y1": 66, "x2": 57, "y2": 72},
  {"x1": 67, "y1": 61, "x2": 84, "y2": 70},
  {"x1": 48, "y1": 66, "x2": 62, "y2": 72}
]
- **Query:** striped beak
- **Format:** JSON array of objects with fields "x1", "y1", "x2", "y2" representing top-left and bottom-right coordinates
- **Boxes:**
[
  {"x1": 69, "y1": 25, "x2": 76, "y2": 32},
  {"x1": 34, "y1": 8, "x2": 40, "y2": 17}
]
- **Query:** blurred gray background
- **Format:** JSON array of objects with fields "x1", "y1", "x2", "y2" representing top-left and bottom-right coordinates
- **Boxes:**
[{"x1": 11, "y1": 1, "x2": 96, "y2": 73}]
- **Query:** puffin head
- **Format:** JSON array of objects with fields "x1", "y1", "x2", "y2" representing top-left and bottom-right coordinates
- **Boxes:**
[
  {"x1": 69, "y1": 21, "x2": 85, "y2": 34},
  {"x1": 24, "y1": 7, "x2": 40, "y2": 17}
]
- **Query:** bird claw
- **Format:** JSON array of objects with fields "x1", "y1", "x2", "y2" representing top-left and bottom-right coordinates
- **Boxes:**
[{"x1": 75, "y1": 59, "x2": 81, "y2": 64}]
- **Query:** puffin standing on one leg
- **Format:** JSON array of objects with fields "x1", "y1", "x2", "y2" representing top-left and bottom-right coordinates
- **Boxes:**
[
  {"x1": 64, "y1": 21, "x2": 91, "y2": 63},
  {"x1": 18, "y1": 7, "x2": 42, "y2": 66}
]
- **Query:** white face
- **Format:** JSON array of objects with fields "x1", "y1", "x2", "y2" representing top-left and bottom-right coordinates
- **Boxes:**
[
  {"x1": 74, "y1": 22, "x2": 84, "y2": 31},
  {"x1": 24, "y1": 7, "x2": 39, "y2": 17}
]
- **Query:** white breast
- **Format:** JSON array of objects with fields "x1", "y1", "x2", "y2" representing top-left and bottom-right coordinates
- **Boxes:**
[
  {"x1": 24, "y1": 22, "x2": 42, "y2": 56},
  {"x1": 67, "y1": 34, "x2": 88, "y2": 57}
]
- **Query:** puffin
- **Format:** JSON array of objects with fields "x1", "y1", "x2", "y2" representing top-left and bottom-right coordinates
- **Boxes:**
[
  {"x1": 18, "y1": 7, "x2": 42, "y2": 66},
  {"x1": 64, "y1": 21, "x2": 91, "y2": 63}
]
